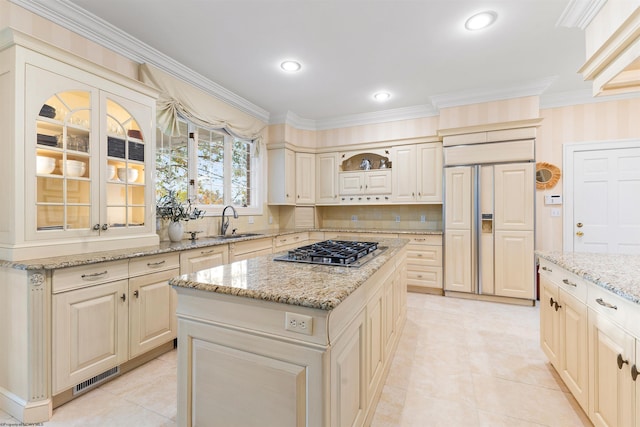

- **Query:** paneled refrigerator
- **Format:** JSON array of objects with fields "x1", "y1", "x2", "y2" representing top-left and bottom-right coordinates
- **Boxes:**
[{"x1": 444, "y1": 162, "x2": 535, "y2": 300}]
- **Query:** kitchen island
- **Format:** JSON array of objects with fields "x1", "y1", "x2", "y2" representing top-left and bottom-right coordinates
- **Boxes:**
[{"x1": 169, "y1": 238, "x2": 408, "y2": 427}]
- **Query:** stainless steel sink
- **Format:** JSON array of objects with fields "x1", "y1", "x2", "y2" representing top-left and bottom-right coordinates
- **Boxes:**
[{"x1": 209, "y1": 233, "x2": 263, "y2": 240}]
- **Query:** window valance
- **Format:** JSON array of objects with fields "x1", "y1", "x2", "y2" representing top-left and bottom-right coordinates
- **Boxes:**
[{"x1": 139, "y1": 63, "x2": 266, "y2": 146}]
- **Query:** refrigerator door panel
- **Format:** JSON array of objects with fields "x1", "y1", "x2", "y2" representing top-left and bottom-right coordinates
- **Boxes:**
[
  {"x1": 445, "y1": 229, "x2": 473, "y2": 293},
  {"x1": 494, "y1": 230, "x2": 535, "y2": 299},
  {"x1": 494, "y1": 163, "x2": 535, "y2": 231},
  {"x1": 445, "y1": 167, "x2": 472, "y2": 229}
]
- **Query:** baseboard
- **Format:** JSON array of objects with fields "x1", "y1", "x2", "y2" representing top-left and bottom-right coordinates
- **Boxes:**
[
  {"x1": 445, "y1": 291, "x2": 535, "y2": 306},
  {"x1": 407, "y1": 285, "x2": 444, "y2": 295},
  {"x1": 0, "y1": 386, "x2": 52, "y2": 423}
]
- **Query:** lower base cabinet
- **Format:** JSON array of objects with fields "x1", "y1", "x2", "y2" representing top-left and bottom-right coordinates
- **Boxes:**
[
  {"x1": 588, "y1": 308, "x2": 636, "y2": 427},
  {"x1": 52, "y1": 279, "x2": 129, "y2": 394},
  {"x1": 539, "y1": 258, "x2": 639, "y2": 427},
  {"x1": 405, "y1": 235, "x2": 442, "y2": 293},
  {"x1": 52, "y1": 254, "x2": 179, "y2": 395}
]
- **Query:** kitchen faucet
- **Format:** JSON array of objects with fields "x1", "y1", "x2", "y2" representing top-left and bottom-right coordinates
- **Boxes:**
[{"x1": 220, "y1": 205, "x2": 238, "y2": 236}]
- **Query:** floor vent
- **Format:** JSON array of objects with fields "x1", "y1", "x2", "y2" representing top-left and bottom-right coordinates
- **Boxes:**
[{"x1": 73, "y1": 366, "x2": 120, "y2": 396}]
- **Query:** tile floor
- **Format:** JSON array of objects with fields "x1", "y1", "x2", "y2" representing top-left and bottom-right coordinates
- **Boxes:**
[{"x1": 0, "y1": 293, "x2": 592, "y2": 426}]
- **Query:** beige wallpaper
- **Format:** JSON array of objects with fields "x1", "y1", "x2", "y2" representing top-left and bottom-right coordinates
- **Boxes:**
[
  {"x1": 315, "y1": 116, "x2": 439, "y2": 148},
  {"x1": 2, "y1": 0, "x2": 139, "y2": 79},
  {"x1": 439, "y1": 96, "x2": 540, "y2": 130},
  {"x1": 536, "y1": 98, "x2": 640, "y2": 251}
]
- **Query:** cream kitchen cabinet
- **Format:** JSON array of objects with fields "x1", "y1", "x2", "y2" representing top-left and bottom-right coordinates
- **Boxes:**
[
  {"x1": 52, "y1": 253, "x2": 179, "y2": 395},
  {"x1": 405, "y1": 235, "x2": 443, "y2": 294},
  {"x1": 391, "y1": 143, "x2": 442, "y2": 203},
  {"x1": 268, "y1": 147, "x2": 315, "y2": 205},
  {"x1": 1, "y1": 30, "x2": 158, "y2": 261},
  {"x1": 52, "y1": 278, "x2": 128, "y2": 395},
  {"x1": 180, "y1": 245, "x2": 229, "y2": 274},
  {"x1": 339, "y1": 170, "x2": 392, "y2": 203},
  {"x1": 273, "y1": 232, "x2": 310, "y2": 252},
  {"x1": 316, "y1": 152, "x2": 339, "y2": 204},
  {"x1": 229, "y1": 237, "x2": 273, "y2": 262},
  {"x1": 128, "y1": 254, "x2": 179, "y2": 359},
  {"x1": 588, "y1": 308, "x2": 636, "y2": 427},
  {"x1": 538, "y1": 259, "x2": 589, "y2": 411},
  {"x1": 268, "y1": 147, "x2": 296, "y2": 205},
  {"x1": 295, "y1": 152, "x2": 316, "y2": 204}
]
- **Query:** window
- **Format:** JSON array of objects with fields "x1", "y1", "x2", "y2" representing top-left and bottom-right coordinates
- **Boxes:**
[{"x1": 156, "y1": 120, "x2": 258, "y2": 213}]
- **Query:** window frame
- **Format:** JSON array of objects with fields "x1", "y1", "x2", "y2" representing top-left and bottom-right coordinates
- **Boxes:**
[{"x1": 157, "y1": 119, "x2": 263, "y2": 217}]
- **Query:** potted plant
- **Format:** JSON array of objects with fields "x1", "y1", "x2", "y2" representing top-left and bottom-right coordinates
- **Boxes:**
[{"x1": 156, "y1": 191, "x2": 205, "y2": 242}]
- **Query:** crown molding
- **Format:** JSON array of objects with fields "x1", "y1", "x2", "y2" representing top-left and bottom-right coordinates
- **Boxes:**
[
  {"x1": 270, "y1": 111, "x2": 318, "y2": 131},
  {"x1": 556, "y1": 0, "x2": 607, "y2": 30},
  {"x1": 9, "y1": 0, "x2": 270, "y2": 123},
  {"x1": 540, "y1": 87, "x2": 640, "y2": 109},
  {"x1": 429, "y1": 76, "x2": 557, "y2": 110}
]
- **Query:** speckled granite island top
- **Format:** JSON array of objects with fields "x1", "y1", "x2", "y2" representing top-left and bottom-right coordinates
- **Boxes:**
[
  {"x1": 170, "y1": 238, "x2": 408, "y2": 310},
  {"x1": 536, "y1": 251, "x2": 640, "y2": 305}
]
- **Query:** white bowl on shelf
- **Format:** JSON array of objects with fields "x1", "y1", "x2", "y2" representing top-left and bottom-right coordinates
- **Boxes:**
[
  {"x1": 107, "y1": 165, "x2": 116, "y2": 180},
  {"x1": 117, "y1": 167, "x2": 138, "y2": 183},
  {"x1": 36, "y1": 156, "x2": 56, "y2": 174},
  {"x1": 60, "y1": 159, "x2": 86, "y2": 177}
]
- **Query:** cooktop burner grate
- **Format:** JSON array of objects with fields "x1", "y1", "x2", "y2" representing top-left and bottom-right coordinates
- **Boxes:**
[{"x1": 274, "y1": 240, "x2": 383, "y2": 267}]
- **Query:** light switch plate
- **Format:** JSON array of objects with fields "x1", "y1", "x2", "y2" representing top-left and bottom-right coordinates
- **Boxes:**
[{"x1": 551, "y1": 208, "x2": 561, "y2": 217}]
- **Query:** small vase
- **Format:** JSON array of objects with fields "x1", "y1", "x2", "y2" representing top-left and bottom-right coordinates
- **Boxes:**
[{"x1": 167, "y1": 221, "x2": 184, "y2": 242}]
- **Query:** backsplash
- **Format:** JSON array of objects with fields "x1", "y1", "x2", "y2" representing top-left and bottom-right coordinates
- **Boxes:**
[{"x1": 317, "y1": 204, "x2": 442, "y2": 230}]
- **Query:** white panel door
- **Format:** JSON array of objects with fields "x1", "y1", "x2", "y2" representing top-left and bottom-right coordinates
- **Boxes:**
[{"x1": 573, "y1": 147, "x2": 640, "y2": 253}]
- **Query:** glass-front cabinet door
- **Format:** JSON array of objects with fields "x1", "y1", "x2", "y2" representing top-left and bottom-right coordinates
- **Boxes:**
[{"x1": 25, "y1": 65, "x2": 152, "y2": 241}]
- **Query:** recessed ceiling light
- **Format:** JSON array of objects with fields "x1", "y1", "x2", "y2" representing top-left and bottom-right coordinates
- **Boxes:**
[
  {"x1": 373, "y1": 92, "x2": 391, "y2": 101},
  {"x1": 280, "y1": 60, "x2": 301, "y2": 72},
  {"x1": 465, "y1": 11, "x2": 497, "y2": 31}
]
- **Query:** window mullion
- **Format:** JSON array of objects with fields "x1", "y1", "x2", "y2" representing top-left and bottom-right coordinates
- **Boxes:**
[
  {"x1": 223, "y1": 135, "x2": 232, "y2": 205},
  {"x1": 188, "y1": 122, "x2": 198, "y2": 203}
]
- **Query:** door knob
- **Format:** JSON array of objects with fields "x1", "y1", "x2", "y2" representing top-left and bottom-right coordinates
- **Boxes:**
[
  {"x1": 576, "y1": 231, "x2": 584, "y2": 236},
  {"x1": 576, "y1": 222, "x2": 583, "y2": 228}
]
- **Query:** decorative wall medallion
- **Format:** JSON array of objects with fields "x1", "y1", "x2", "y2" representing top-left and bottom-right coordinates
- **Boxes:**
[{"x1": 536, "y1": 162, "x2": 561, "y2": 190}]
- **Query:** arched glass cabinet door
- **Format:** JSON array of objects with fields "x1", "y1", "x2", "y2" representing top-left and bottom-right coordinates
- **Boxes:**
[
  {"x1": 103, "y1": 94, "x2": 147, "y2": 231},
  {"x1": 35, "y1": 89, "x2": 93, "y2": 233}
]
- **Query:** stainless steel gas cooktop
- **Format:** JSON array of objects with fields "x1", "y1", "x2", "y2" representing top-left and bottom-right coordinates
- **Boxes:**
[{"x1": 273, "y1": 240, "x2": 385, "y2": 267}]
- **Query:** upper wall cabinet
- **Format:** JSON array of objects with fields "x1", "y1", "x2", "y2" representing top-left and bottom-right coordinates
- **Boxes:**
[
  {"x1": 338, "y1": 150, "x2": 392, "y2": 203},
  {"x1": 316, "y1": 152, "x2": 339, "y2": 204},
  {"x1": 579, "y1": 2, "x2": 640, "y2": 96},
  {"x1": 392, "y1": 143, "x2": 442, "y2": 203},
  {"x1": 0, "y1": 30, "x2": 158, "y2": 261},
  {"x1": 267, "y1": 147, "x2": 315, "y2": 205}
]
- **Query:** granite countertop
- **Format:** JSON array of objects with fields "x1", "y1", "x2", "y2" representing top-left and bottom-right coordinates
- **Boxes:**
[
  {"x1": 536, "y1": 251, "x2": 640, "y2": 305},
  {"x1": 1, "y1": 228, "x2": 440, "y2": 270},
  {"x1": 170, "y1": 238, "x2": 408, "y2": 310}
]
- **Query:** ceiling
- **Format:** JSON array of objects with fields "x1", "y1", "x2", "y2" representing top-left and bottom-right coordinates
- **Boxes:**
[{"x1": 25, "y1": 0, "x2": 595, "y2": 127}]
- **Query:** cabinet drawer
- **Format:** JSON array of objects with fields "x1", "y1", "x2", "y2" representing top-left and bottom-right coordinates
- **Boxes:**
[
  {"x1": 130, "y1": 253, "x2": 180, "y2": 277},
  {"x1": 273, "y1": 232, "x2": 309, "y2": 249},
  {"x1": 231, "y1": 247, "x2": 274, "y2": 262},
  {"x1": 52, "y1": 260, "x2": 129, "y2": 293},
  {"x1": 587, "y1": 284, "x2": 640, "y2": 336},
  {"x1": 407, "y1": 267, "x2": 442, "y2": 289},
  {"x1": 538, "y1": 259, "x2": 587, "y2": 302},
  {"x1": 407, "y1": 235, "x2": 442, "y2": 245},
  {"x1": 180, "y1": 246, "x2": 229, "y2": 274},
  {"x1": 230, "y1": 238, "x2": 273, "y2": 256},
  {"x1": 407, "y1": 246, "x2": 442, "y2": 267}
]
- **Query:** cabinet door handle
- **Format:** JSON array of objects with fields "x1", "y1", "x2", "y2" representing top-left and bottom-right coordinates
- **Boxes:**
[
  {"x1": 101, "y1": 223, "x2": 109, "y2": 231},
  {"x1": 549, "y1": 297, "x2": 555, "y2": 307},
  {"x1": 414, "y1": 238, "x2": 426, "y2": 242},
  {"x1": 554, "y1": 301, "x2": 561, "y2": 312},
  {"x1": 200, "y1": 249, "x2": 216, "y2": 255},
  {"x1": 134, "y1": 290, "x2": 139, "y2": 298},
  {"x1": 541, "y1": 266, "x2": 552, "y2": 272},
  {"x1": 617, "y1": 354, "x2": 629, "y2": 370},
  {"x1": 632, "y1": 364, "x2": 638, "y2": 381},
  {"x1": 93, "y1": 224, "x2": 101, "y2": 231},
  {"x1": 147, "y1": 260, "x2": 166, "y2": 267},
  {"x1": 81, "y1": 271, "x2": 108, "y2": 280},
  {"x1": 595, "y1": 298, "x2": 617, "y2": 310},
  {"x1": 562, "y1": 279, "x2": 576, "y2": 287},
  {"x1": 120, "y1": 293, "x2": 126, "y2": 302}
]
